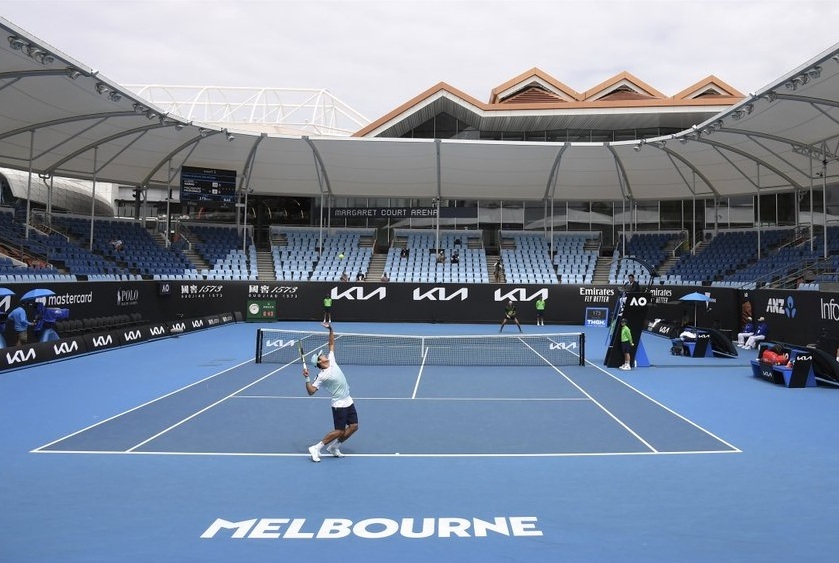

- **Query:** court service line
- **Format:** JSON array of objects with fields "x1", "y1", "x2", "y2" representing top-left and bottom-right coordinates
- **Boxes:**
[
  {"x1": 584, "y1": 359, "x2": 742, "y2": 453},
  {"x1": 124, "y1": 362, "x2": 294, "y2": 452},
  {"x1": 519, "y1": 338, "x2": 659, "y2": 453},
  {"x1": 31, "y1": 356, "x2": 258, "y2": 453},
  {"x1": 410, "y1": 345, "x2": 429, "y2": 399}
]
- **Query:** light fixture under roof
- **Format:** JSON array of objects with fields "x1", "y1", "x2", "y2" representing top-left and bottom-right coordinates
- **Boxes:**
[
  {"x1": 8, "y1": 36, "x2": 26, "y2": 50},
  {"x1": 9, "y1": 36, "x2": 56, "y2": 65}
]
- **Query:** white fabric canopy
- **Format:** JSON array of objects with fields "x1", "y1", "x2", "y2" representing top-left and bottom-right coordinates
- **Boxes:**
[{"x1": 1, "y1": 17, "x2": 838, "y2": 204}]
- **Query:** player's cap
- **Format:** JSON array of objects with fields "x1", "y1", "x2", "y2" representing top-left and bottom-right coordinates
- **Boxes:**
[
  {"x1": 758, "y1": 316, "x2": 765, "y2": 321},
  {"x1": 747, "y1": 316, "x2": 752, "y2": 320},
  {"x1": 311, "y1": 351, "x2": 322, "y2": 366},
  {"x1": 620, "y1": 317, "x2": 627, "y2": 323}
]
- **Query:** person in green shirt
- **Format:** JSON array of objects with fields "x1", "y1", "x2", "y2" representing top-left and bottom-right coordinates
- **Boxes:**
[
  {"x1": 620, "y1": 317, "x2": 634, "y2": 370},
  {"x1": 322, "y1": 294, "x2": 332, "y2": 323},
  {"x1": 535, "y1": 298, "x2": 546, "y2": 326}
]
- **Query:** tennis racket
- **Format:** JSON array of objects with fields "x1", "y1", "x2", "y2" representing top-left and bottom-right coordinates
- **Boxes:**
[{"x1": 298, "y1": 340, "x2": 307, "y2": 369}]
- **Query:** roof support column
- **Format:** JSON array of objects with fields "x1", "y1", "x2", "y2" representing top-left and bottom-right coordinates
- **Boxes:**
[
  {"x1": 435, "y1": 139, "x2": 441, "y2": 254},
  {"x1": 25, "y1": 130, "x2": 34, "y2": 240},
  {"x1": 808, "y1": 158, "x2": 814, "y2": 253},
  {"x1": 88, "y1": 146, "x2": 99, "y2": 252},
  {"x1": 822, "y1": 158, "x2": 828, "y2": 259},
  {"x1": 756, "y1": 165, "x2": 761, "y2": 260},
  {"x1": 165, "y1": 158, "x2": 173, "y2": 248},
  {"x1": 238, "y1": 133, "x2": 266, "y2": 254}
]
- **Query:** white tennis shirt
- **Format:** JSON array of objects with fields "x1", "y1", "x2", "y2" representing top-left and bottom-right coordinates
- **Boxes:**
[{"x1": 313, "y1": 351, "x2": 353, "y2": 408}]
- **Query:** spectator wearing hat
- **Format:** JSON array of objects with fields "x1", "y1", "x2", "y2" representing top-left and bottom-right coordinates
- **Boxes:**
[
  {"x1": 743, "y1": 317, "x2": 769, "y2": 349},
  {"x1": 737, "y1": 317, "x2": 755, "y2": 347}
]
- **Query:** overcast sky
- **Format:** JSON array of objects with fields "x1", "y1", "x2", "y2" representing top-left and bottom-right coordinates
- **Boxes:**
[{"x1": 4, "y1": 0, "x2": 839, "y2": 122}]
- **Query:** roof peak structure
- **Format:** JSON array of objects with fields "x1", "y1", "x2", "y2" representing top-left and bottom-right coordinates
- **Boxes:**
[{"x1": 355, "y1": 69, "x2": 743, "y2": 138}]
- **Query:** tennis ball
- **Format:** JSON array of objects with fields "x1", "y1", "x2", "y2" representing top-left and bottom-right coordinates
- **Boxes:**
[{"x1": 338, "y1": 252, "x2": 345, "y2": 259}]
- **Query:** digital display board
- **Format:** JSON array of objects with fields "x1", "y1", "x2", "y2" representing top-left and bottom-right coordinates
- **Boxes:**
[{"x1": 180, "y1": 166, "x2": 237, "y2": 204}]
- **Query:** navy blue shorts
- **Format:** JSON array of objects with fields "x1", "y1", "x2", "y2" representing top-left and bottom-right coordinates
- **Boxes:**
[
  {"x1": 331, "y1": 403, "x2": 359, "y2": 430},
  {"x1": 621, "y1": 341, "x2": 633, "y2": 353}
]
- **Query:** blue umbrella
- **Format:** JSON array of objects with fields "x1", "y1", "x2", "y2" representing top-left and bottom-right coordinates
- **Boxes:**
[
  {"x1": 679, "y1": 291, "x2": 713, "y2": 302},
  {"x1": 20, "y1": 288, "x2": 56, "y2": 302},
  {"x1": 679, "y1": 292, "x2": 714, "y2": 325},
  {"x1": 0, "y1": 288, "x2": 15, "y2": 297}
]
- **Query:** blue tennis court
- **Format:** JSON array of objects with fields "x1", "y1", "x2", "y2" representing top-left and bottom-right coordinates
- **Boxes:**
[{"x1": 2, "y1": 321, "x2": 837, "y2": 562}]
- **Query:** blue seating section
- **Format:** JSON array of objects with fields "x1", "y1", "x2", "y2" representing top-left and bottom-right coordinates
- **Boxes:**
[
  {"x1": 270, "y1": 228, "x2": 374, "y2": 282},
  {"x1": 552, "y1": 233, "x2": 599, "y2": 284},
  {"x1": 5, "y1": 205, "x2": 839, "y2": 289},
  {"x1": 272, "y1": 228, "x2": 320, "y2": 281},
  {"x1": 385, "y1": 230, "x2": 487, "y2": 283},
  {"x1": 308, "y1": 229, "x2": 374, "y2": 282},
  {"x1": 500, "y1": 232, "x2": 558, "y2": 284},
  {"x1": 668, "y1": 229, "x2": 795, "y2": 284},
  {"x1": 51, "y1": 216, "x2": 194, "y2": 278},
  {"x1": 190, "y1": 225, "x2": 257, "y2": 281}
]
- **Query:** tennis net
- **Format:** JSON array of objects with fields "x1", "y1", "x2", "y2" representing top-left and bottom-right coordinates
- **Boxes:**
[{"x1": 256, "y1": 329, "x2": 585, "y2": 366}]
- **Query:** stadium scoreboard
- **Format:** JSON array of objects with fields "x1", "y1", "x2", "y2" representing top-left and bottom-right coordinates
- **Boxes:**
[{"x1": 180, "y1": 166, "x2": 237, "y2": 204}]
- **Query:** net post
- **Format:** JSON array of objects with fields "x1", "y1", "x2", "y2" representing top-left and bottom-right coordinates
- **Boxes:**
[
  {"x1": 579, "y1": 332, "x2": 585, "y2": 366},
  {"x1": 255, "y1": 328, "x2": 263, "y2": 363}
]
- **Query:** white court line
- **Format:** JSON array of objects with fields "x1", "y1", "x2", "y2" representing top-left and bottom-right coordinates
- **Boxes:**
[
  {"x1": 31, "y1": 449, "x2": 739, "y2": 458},
  {"x1": 124, "y1": 361, "x2": 295, "y2": 452},
  {"x1": 411, "y1": 345, "x2": 429, "y2": 399},
  {"x1": 585, "y1": 358, "x2": 742, "y2": 453},
  {"x1": 31, "y1": 356, "x2": 259, "y2": 453}
]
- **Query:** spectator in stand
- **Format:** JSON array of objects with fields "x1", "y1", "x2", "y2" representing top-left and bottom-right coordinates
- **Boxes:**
[
  {"x1": 450, "y1": 249, "x2": 459, "y2": 264},
  {"x1": 436, "y1": 249, "x2": 446, "y2": 264},
  {"x1": 400, "y1": 247, "x2": 409, "y2": 259},
  {"x1": 355, "y1": 271, "x2": 365, "y2": 282},
  {"x1": 743, "y1": 317, "x2": 769, "y2": 350},
  {"x1": 340, "y1": 271, "x2": 349, "y2": 282},
  {"x1": 380, "y1": 272, "x2": 389, "y2": 283}
]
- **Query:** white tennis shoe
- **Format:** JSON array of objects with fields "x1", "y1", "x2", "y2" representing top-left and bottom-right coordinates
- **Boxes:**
[
  {"x1": 308, "y1": 445, "x2": 321, "y2": 462},
  {"x1": 326, "y1": 443, "x2": 344, "y2": 458}
]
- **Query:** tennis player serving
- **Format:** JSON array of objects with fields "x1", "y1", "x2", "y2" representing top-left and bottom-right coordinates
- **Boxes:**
[
  {"x1": 499, "y1": 299, "x2": 523, "y2": 333},
  {"x1": 303, "y1": 322, "x2": 358, "y2": 462}
]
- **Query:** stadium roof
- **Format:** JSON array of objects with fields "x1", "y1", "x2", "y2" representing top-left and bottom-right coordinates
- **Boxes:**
[{"x1": 1, "y1": 16, "x2": 838, "y2": 205}]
